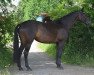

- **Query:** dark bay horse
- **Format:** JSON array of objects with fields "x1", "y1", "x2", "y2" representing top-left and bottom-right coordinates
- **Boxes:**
[{"x1": 13, "y1": 10, "x2": 91, "y2": 71}]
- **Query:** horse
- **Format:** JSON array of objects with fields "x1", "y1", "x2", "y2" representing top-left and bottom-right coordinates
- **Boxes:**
[{"x1": 13, "y1": 10, "x2": 91, "y2": 71}]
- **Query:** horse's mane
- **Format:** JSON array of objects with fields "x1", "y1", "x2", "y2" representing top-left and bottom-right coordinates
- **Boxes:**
[{"x1": 55, "y1": 10, "x2": 80, "y2": 24}]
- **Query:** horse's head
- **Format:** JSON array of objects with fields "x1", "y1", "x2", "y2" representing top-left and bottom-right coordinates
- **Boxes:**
[{"x1": 78, "y1": 11, "x2": 91, "y2": 27}]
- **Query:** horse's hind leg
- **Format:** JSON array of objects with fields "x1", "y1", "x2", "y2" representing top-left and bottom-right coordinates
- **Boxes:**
[
  {"x1": 24, "y1": 42, "x2": 32, "y2": 71},
  {"x1": 17, "y1": 44, "x2": 24, "y2": 70}
]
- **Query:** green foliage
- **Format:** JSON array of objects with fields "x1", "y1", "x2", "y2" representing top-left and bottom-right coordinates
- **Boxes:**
[
  {"x1": 17, "y1": 0, "x2": 94, "y2": 66},
  {"x1": 0, "y1": 10, "x2": 18, "y2": 68},
  {"x1": 0, "y1": 14, "x2": 17, "y2": 47},
  {"x1": 0, "y1": 0, "x2": 11, "y2": 3},
  {"x1": 19, "y1": 0, "x2": 80, "y2": 20},
  {"x1": 63, "y1": 24, "x2": 94, "y2": 66},
  {"x1": 0, "y1": 48, "x2": 12, "y2": 69}
]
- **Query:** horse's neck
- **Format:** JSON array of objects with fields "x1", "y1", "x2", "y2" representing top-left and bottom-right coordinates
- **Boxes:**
[{"x1": 61, "y1": 13, "x2": 78, "y2": 31}]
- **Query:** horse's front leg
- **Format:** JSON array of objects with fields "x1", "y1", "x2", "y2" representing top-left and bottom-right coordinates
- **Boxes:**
[
  {"x1": 24, "y1": 43, "x2": 32, "y2": 71},
  {"x1": 56, "y1": 41, "x2": 65, "y2": 69}
]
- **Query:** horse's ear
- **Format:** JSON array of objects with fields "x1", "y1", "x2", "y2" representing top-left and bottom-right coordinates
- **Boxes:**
[{"x1": 81, "y1": 7, "x2": 84, "y2": 12}]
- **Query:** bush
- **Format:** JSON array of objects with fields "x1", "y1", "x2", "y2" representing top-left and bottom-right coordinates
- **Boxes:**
[
  {"x1": 0, "y1": 47, "x2": 12, "y2": 68},
  {"x1": 0, "y1": 12, "x2": 18, "y2": 68},
  {"x1": 63, "y1": 23, "x2": 94, "y2": 65}
]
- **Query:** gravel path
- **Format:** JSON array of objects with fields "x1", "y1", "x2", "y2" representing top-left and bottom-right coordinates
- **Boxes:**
[{"x1": 8, "y1": 40, "x2": 94, "y2": 75}]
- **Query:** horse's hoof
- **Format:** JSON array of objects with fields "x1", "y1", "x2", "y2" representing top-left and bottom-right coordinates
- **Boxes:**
[
  {"x1": 26, "y1": 67, "x2": 32, "y2": 71},
  {"x1": 57, "y1": 65, "x2": 64, "y2": 70},
  {"x1": 19, "y1": 67, "x2": 23, "y2": 71}
]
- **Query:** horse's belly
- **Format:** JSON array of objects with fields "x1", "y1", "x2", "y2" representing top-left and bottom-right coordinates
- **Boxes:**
[{"x1": 35, "y1": 31, "x2": 57, "y2": 43}]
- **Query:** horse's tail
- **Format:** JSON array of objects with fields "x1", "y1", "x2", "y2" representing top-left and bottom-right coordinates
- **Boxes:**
[{"x1": 13, "y1": 25, "x2": 20, "y2": 63}]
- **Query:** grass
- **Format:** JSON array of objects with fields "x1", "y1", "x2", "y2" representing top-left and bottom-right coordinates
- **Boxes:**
[
  {"x1": 0, "y1": 47, "x2": 12, "y2": 75},
  {"x1": 0, "y1": 47, "x2": 13, "y2": 69}
]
